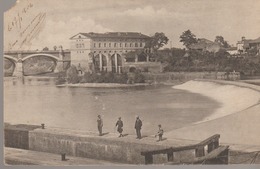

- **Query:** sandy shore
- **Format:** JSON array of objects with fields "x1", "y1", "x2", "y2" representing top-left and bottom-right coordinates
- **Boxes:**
[
  {"x1": 166, "y1": 79, "x2": 260, "y2": 148},
  {"x1": 173, "y1": 80, "x2": 260, "y2": 123}
]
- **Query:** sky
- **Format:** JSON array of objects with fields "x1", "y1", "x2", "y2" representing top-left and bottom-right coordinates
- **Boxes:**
[{"x1": 4, "y1": 0, "x2": 260, "y2": 50}]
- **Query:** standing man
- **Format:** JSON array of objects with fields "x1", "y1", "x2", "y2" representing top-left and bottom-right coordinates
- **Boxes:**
[
  {"x1": 135, "y1": 116, "x2": 142, "y2": 139},
  {"x1": 97, "y1": 115, "x2": 103, "y2": 136},
  {"x1": 115, "y1": 117, "x2": 123, "y2": 137}
]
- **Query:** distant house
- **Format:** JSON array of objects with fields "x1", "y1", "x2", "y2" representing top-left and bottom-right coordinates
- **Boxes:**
[
  {"x1": 189, "y1": 38, "x2": 221, "y2": 52},
  {"x1": 226, "y1": 47, "x2": 238, "y2": 56},
  {"x1": 248, "y1": 37, "x2": 260, "y2": 55},
  {"x1": 237, "y1": 36, "x2": 260, "y2": 55},
  {"x1": 236, "y1": 37, "x2": 252, "y2": 53}
]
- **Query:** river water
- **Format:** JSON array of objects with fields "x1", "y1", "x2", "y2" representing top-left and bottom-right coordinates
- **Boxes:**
[{"x1": 4, "y1": 77, "x2": 220, "y2": 136}]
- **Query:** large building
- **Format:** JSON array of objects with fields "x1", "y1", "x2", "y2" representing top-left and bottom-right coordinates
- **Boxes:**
[{"x1": 70, "y1": 32, "x2": 152, "y2": 73}]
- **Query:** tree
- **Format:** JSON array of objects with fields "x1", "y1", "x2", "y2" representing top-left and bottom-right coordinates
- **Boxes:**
[
  {"x1": 214, "y1": 36, "x2": 230, "y2": 48},
  {"x1": 53, "y1": 46, "x2": 57, "y2": 51},
  {"x1": 145, "y1": 32, "x2": 169, "y2": 51},
  {"x1": 179, "y1": 30, "x2": 198, "y2": 49},
  {"x1": 42, "y1": 47, "x2": 49, "y2": 51},
  {"x1": 66, "y1": 65, "x2": 79, "y2": 84}
]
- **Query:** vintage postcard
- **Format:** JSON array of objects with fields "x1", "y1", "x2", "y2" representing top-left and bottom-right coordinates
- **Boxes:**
[{"x1": 3, "y1": 0, "x2": 260, "y2": 165}]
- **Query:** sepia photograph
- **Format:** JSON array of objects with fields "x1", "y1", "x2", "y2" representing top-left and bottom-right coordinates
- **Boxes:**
[{"x1": 2, "y1": 0, "x2": 260, "y2": 165}]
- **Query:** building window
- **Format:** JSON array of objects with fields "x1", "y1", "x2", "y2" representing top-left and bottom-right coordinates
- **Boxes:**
[
  {"x1": 109, "y1": 43, "x2": 111, "y2": 47},
  {"x1": 120, "y1": 43, "x2": 122, "y2": 47},
  {"x1": 135, "y1": 43, "x2": 138, "y2": 47},
  {"x1": 104, "y1": 43, "x2": 106, "y2": 47},
  {"x1": 99, "y1": 43, "x2": 101, "y2": 48},
  {"x1": 125, "y1": 43, "x2": 127, "y2": 47},
  {"x1": 114, "y1": 43, "x2": 117, "y2": 47},
  {"x1": 140, "y1": 43, "x2": 143, "y2": 47},
  {"x1": 82, "y1": 44, "x2": 84, "y2": 48},
  {"x1": 94, "y1": 43, "x2": 96, "y2": 48},
  {"x1": 130, "y1": 43, "x2": 132, "y2": 47}
]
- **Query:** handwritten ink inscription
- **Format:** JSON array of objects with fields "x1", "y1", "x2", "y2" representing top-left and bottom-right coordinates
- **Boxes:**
[
  {"x1": 6, "y1": 0, "x2": 46, "y2": 50},
  {"x1": 7, "y1": 2, "x2": 33, "y2": 32}
]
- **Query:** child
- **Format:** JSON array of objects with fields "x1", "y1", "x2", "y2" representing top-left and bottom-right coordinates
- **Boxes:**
[{"x1": 155, "y1": 124, "x2": 164, "y2": 141}]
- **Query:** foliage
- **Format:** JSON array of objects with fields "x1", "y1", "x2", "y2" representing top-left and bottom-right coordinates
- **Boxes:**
[
  {"x1": 81, "y1": 72, "x2": 129, "y2": 84},
  {"x1": 55, "y1": 72, "x2": 66, "y2": 85},
  {"x1": 179, "y1": 30, "x2": 198, "y2": 49},
  {"x1": 214, "y1": 36, "x2": 230, "y2": 48},
  {"x1": 145, "y1": 32, "x2": 169, "y2": 50},
  {"x1": 42, "y1": 47, "x2": 49, "y2": 51},
  {"x1": 159, "y1": 48, "x2": 260, "y2": 75},
  {"x1": 248, "y1": 46, "x2": 258, "y2": 56},
  {"x1": 128, "y1": 70, "x2": 145, "y2": 83},
  {"x1": 66, "y1": 65, "x2": 79, "y2": 84}
]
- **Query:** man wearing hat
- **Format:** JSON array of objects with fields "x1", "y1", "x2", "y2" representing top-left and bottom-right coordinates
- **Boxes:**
[
  {"x1": 97, "y1": 115, "x2": 103, "y2": 136},
  {"x1": 134, "y1": 116, "x2": 142, "y2": 139}
]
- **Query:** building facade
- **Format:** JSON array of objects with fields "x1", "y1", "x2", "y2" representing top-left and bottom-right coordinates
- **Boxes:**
[
  {"x1": 236, "y1": 37, "x2": 252, "y2": 53},
  {"x1": 236, "y1": 37, "x2": 260, "y2": 55},
  {"x1": 70, "y1": 32, "x2": 151, "y2": 73}
]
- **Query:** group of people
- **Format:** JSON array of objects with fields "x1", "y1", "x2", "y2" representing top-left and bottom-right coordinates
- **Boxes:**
[{"x1": 97, "y1": 115, "x2": 164, "y2": 141}]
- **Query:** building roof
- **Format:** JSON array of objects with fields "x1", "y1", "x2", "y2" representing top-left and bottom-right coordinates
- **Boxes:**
[
  {"x1": 249, "y1": 37, "x2": 260, "y2": 44},
  {"x1": 70, "y1": 32, "x2": 150, "y2": 39},
  {"x1": 189, "y1": 38, "x2": 218, "y2": 50},
  {"x1": 197, "y1": 38, "x2": 214, "y2": 44}
]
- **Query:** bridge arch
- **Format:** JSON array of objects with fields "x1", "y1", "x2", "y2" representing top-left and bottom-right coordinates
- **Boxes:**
[
  {"x1": 22, "y1": 53, "x2": 61, "y2": 62},
  {"x1": 4, "y1": 55, "x2": 18, "y2": 63}
]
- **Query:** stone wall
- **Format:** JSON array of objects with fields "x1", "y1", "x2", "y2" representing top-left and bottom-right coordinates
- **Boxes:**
[
  {"x1": 28, "y1": 129, "x2": 169, "y2": 164},
  {"x1": 4, "y1": 124, "x2": 41, "y2": 150}
]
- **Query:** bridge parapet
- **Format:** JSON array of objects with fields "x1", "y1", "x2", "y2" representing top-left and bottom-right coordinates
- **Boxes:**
[{"x1": 4, "y1": 50, "x2": 71, "y2": 60}]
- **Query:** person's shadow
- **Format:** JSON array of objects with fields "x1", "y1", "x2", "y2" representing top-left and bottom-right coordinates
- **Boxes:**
[
  {"x1": 122, "y1": 134, "x2": 129, "y2": 137},
  {"x1": 156, "y1": 138, "x2": 167, "y2": 142},
  {"x1": 100, "y1": 132, "x2": 109, "y2": 136},
  {"x1": 141, "y1": 135, "x2": 148, "y2": 139}
]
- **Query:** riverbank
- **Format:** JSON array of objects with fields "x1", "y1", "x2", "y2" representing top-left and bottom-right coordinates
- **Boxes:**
[
  {"x1": 56, "y1": 82, "x2": 153, "y2": 88},
  {"x1": 167, "y1": 79, "x2": 260, "y2": 147},
  {"x1": 173, "y1": 79, "x2": 260, "y2": 123}
]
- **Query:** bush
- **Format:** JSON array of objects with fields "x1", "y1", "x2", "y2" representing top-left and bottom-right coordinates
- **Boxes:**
[
  {"x1": 128, "y1": 70, "x2": 145, "y2": 83},
  {"x1": 55, "y1": 72, "x2": 66, "y2": 85},
  {"x1": 66, "y1": 65, "x2": 79, "y2": 84},
  {"x1": 81, "y1": 72, "x2": 129, "y2": 84}
]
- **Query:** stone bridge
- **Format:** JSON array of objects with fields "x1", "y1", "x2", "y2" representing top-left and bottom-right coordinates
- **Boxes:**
[{"x1": 4, "y1": 50, "x2": 71, "y2": 76}]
